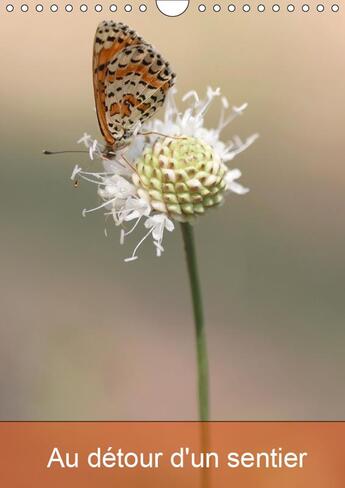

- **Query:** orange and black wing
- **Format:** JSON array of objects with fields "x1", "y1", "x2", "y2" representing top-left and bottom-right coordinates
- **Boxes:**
[
  {"x1": 93, "y1": 21, "x2": 145, "y2": 147},
  {"x1": 93, "y1": 21, "x2": 175, "y2": 149}
]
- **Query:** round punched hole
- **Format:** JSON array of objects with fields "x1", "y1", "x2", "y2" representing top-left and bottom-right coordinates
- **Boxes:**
[
  {"x1": 95, "y1": 3, "x2": 102, "y2": 11},
  {"x1": 156, "y1": 0, "x2": 189, "y2": 16},
  {"x1": 65, "y1": 4, "x2": 73, "y2": 11},
  {"x1": 110, "y1": 4, "x2": 117, "y2": 11},
  {"x1": 228, "y1": 4, "x2": 236, "y2": 11},
  {"x1": 302, "y1": 4, "x2": 309, "y2": 11},
  {"x1": 124, "y1": 3, "x2": 132, "y2": 11},
  {"x1": 139, "y1": 3, "x2": 147, "y2": 11},
  {"x1": 80, "y1": 3, "x2": 88, "y2": 11},
  {"x1": 257, "y1": 4, "x2": 265, "y2": 11},
  {"x1": 287, "y1": 4, "x2": 295, "y2": 11},
  {"x1": 213, "y1": 3, "x2": 221, "y2": 11},
  {"x1": 272, "y1": 4, "x2": 280, "y2": 11},
  {"x1": 198, "y1": 3, "x2": 206, "y2": 11},
  {"x1": 21, "y1": 4, "x2": 29, "y2": 11},
  {"x1": 36, "y1": 3, "x2": 43, "y2": 10},
  {"x1": 331, "y1": 4, "x2": 339, "y2": 12},
  {"x1": 316, "y1": 4, "x2": 324, "y2": 11},
  {"x1": 50, "y1": 3, "x2": 58, "y2": 11},
  {"x1": 243, "y1": 4, "x2": 250, "y2": 11},
  {"x1": 6, "y1": 4, "x2": 14, "y2": 11}
]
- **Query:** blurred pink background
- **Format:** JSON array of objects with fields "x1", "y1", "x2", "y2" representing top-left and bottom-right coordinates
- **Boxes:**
[{"x1": 1, "y1": 4, "x2": 345, "y2": 419}]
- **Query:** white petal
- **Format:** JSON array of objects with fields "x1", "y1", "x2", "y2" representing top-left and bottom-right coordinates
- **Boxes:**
[
  {"x1": 182, "y1": 90, "x2": 200, "y2": 103},
  {"x1": 123, "y1": 210, "x2": 140, "y2": 221},
  {"x1": 233, "y1": 103, "x2": 248, "y2": 114},
  {"x1": 207, "y1": 86, "x2": 221, "y2": 98},
  {"x1": 77, "y1": 133, "x2": 91, "y2": 146},
  {"x1": 144, "y1": 217, "x2": 155, "y2": 230},
  {"x1": 71, "y1": 165, "x2": 81, "y2": 180},
  {"x1": 124, "y1": 256, "x2": 138, "y2": 263},
  {"x1": 221, "y1": 97, "x2": 229, "y2": 109},
  {"x1": 226, "y1": 169, "x2": 242, "y2": 181},
  {"x1": 152, "y1": 224, "x2": 164, "y2": 241},
  {"x1": 228, "y1": 181, "x2": 250, "y2": 195},
  {"x1": 164, "y1": 218, "x2": 175, "y2": 232}
]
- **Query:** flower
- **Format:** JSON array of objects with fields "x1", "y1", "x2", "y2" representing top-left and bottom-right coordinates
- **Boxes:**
[
  {"x1": 73, "y1": 87, "x2": 258, "y2": 261},
  {"x1": 133, "y1": 136, "x2": 228, "y2": 222}
]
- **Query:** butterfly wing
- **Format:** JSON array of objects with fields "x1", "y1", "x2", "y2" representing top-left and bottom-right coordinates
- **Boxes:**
[
  {"x1": 105, "y1": 44, "x2": 176, "y2": 144},
  {"x1": 93, "y1": 21, "x2": 175, "y2": 149},
  {"x1": 93, "y1": 21, "x2": 146, "y2": 147}
]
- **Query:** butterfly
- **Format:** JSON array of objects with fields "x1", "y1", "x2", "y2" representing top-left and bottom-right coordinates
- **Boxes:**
[{"x1": 93, "y1": 20, "x2": 176, "y2": 153}]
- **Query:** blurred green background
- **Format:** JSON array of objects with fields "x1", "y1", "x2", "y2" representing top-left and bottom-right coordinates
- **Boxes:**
[{"x1": 1, "y1": 4, "x2": 345, "y2": 419}]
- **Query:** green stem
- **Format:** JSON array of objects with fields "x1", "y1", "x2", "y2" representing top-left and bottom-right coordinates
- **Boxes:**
[{"x1": 180, "y1": 223, "x2": 209, "y2": 421}]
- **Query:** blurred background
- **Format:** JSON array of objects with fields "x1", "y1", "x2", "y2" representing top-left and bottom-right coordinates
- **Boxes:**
[{"x1": 1, "y1": 3, "x2": 344, "y2": 420}]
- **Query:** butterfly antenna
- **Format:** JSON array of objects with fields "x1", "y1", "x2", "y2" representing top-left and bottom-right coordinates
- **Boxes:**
[{"x1": 43, "y1": 150, "x2": 88, "y2": 155}]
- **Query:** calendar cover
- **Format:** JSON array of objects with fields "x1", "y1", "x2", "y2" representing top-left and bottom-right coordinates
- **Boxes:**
[{"x1": 0, "y1": 1, "x2": 344, "y2": 486}]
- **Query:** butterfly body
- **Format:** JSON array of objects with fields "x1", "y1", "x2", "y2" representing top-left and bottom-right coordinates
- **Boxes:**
[{"x1": 93, "y1": 21, "x2": 176, "y2": 153}]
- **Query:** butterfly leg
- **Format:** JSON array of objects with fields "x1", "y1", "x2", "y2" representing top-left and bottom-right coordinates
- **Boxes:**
[
  {"x1": 139, "y1": 131, "x2": 187, "y2": 141},
  {"x1": 120, "y1": 152, "x2": 137, "y2": 173}
]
